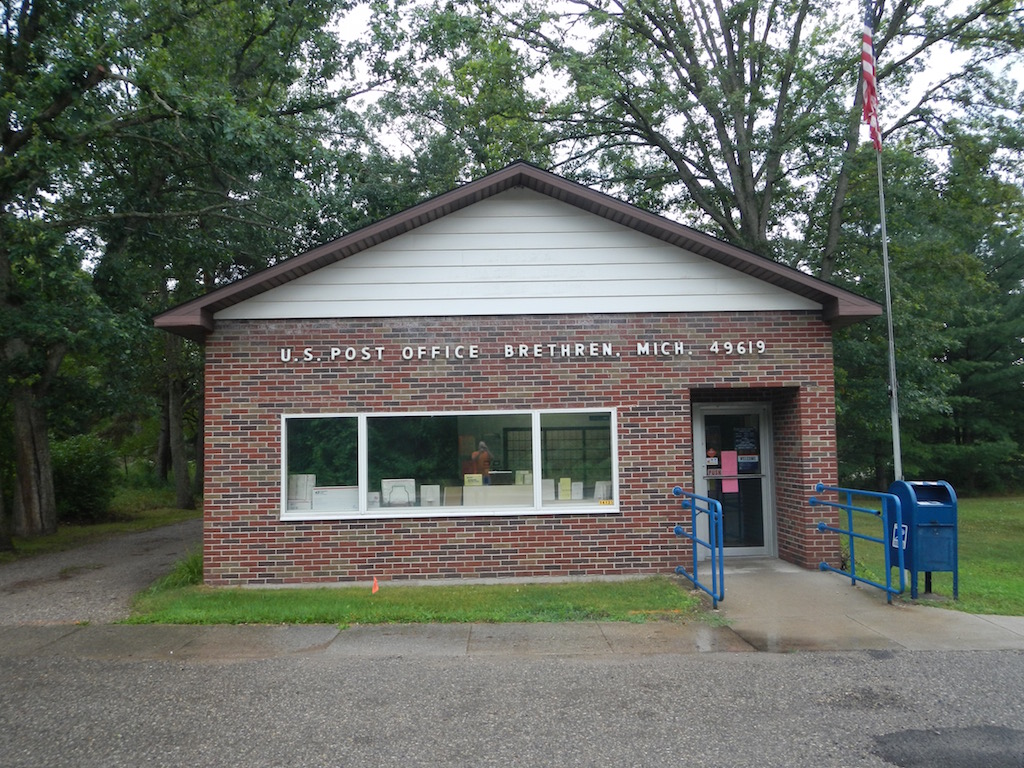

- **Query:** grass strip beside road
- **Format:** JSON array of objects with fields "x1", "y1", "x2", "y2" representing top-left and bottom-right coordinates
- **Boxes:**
[
  {"x1": 129, "y1": 494, "x2": 1022, "y2": 624},
  {"x1": 127, "y1": 575, "x2": 702, "y2": 626},
  {"x1": 12, "y1": 486, "x2": 1021, "y2": 623}
]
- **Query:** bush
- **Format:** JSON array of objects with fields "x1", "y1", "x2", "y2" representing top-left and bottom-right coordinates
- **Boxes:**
[{"x1": 51, "y1": 434, "x2": 119, "y2": 524}]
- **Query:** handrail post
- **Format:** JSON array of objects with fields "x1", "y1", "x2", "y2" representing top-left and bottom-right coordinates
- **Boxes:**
[
  {"x1": 846, "y1": 488, "x2": 856, "y2": 586},
  {"x1": 812, "y1": 483, "x2": 904, "y2": 603},
  {"x1": 672, "y1": 486, "x2": 725, "y2": 608}
]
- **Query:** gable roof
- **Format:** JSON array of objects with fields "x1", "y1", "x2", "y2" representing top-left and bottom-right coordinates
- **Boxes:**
[{"x1": 155, "y1": 161, "x2": 881, "y2": 342}]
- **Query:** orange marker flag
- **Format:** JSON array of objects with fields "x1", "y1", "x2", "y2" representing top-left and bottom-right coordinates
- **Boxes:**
[{"x1": 372, "y1": 576, "x2": 379, "y2": 594}]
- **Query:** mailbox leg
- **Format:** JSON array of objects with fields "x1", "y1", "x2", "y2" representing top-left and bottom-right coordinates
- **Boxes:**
[{"x1": 925, "y1": 571, "x2": 932, "y2": 595}]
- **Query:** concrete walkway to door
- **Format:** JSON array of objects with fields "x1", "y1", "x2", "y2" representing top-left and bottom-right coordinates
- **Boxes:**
[{"x1": 717, "y1": 558, "x2": 1024, "y2": 652}]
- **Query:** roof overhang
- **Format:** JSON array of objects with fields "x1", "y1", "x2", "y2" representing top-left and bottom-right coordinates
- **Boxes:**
[{"x1": 155, "y1": 161, "x2": 882, "y2": 343}]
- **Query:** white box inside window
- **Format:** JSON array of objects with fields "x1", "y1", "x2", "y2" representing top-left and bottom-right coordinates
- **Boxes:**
[
  {"x1": 381, "y1": 478, "x2": 416, "y2": 507},
  {"x1": 312, "y1": 486, "x2": 359, "y2": 511}
]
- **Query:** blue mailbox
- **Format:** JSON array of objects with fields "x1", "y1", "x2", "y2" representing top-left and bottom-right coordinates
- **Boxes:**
[{"x1": 888, "y1": 480, "x2": 958, "y2": 600}]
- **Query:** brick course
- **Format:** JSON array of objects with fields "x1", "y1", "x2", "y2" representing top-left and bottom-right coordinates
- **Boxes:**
[{"x1": 202, "y1": 310, "x2": 841, "y2": 585}]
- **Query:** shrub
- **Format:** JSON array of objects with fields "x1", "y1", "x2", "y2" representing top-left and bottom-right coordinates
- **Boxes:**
[
  {"x1": 154, "y1": 547, "x2": 204, "y2": 590},
  {"x1": 51, "y1": 434, "x2": 119, "y2": 524}
]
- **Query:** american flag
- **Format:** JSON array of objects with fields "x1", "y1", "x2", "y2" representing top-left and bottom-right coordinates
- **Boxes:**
[{"x1": 862, "y1": 3, "x2": 882, "y2": 151}]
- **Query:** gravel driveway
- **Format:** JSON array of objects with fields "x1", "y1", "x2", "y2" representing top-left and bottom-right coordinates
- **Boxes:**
[{"x1": 0, "y1": 518, "x2": 201, "y2": 625}]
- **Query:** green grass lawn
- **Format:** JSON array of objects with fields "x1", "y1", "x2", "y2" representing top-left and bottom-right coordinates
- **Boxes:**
[
  {"x1": 128, "y1": 573, "x2": 702, "y2": 626},
  {"x1": 833, "y1": 495, "x2": 1024, "y2": 615},
  {"x1": 130, "y1": 494, "x2": 1022, "y2": 625}
]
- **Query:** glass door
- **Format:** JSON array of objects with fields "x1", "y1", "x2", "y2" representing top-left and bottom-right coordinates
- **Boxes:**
[{"x1": 693, "y1": 404, "x2": 774, "y2": 557}]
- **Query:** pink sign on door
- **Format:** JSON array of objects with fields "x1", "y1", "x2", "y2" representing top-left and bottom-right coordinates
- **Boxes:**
[{"x1": 721, "y1": 451, "x2": 739, "y2": 493}]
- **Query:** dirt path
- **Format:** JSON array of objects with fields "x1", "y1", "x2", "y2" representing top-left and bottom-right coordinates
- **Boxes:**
[{"x1": 0, "y1": 518, "x2": 201, "y2": 625}]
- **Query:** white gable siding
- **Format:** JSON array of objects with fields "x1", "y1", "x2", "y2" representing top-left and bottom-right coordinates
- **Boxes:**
[{"x1": 215, "y1": 189, "x2": 821, "y2": 321}]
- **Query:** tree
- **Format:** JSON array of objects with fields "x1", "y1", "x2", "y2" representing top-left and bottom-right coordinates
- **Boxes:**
[
  {"x1": 388, "y1": 0, "x2": 1024, "y2": 487},
  {"x1": 491, "y1": 0, "x2": 1019, "y2": 264},
  {"x1": 833, "y1": 147, "x2": 968, "y2": 486},
  {"x1": 388, "y1": 0, "x2": 1022, "y2": 263},
  {"x1": 76, "y1": 1, "x2": 365, "y2": 509},
  {"x1": 1, "y1": 0, "x2": 371, "y2": 531},
  {"x1": 911, "y1": 136, "x2": 1024, "y2": 491},
  {"x1": 832, "y1": 136, "x2": 1024, "y2": 489},
  {"x1": 0, "y1": 222, "x2": 114, "y2": 533},
  {"x1": 355, "y1": 0, "x2": 556, "y2": 188}
]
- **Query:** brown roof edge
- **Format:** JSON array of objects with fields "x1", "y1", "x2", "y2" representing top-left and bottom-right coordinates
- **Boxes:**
[
  {"x1": 823, "y1": 295, "x2": 885, "y2": 328},
  {"x1": 153, "y1": 307, "x2": 213, "y2": 344},
  {"x1": 154, "y1": 161, "x2": 882, "y2": 340}
]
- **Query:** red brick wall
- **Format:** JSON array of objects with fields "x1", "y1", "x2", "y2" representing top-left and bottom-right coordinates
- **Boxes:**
[
  {"x1": 202, "y1": 311, "x2": 839, "y2": 585},
  {"x1": 770, "y1": 387, "x2": 841, "y2": 568}
]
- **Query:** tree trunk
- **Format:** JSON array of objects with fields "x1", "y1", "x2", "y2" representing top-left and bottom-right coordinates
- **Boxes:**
[
  {"x1": 873, "y1": 444, "x2": 889, "y2": 492},
  {"x1": 818, "y1": 104, "x2": 869, "y2": 282},
  {"x1": 11, "y1": 384, "x2": 58, "y2": 536},
  {"x1": 191, "y1": 380, "x2": 204, "y2": 500},
  {"x1": 166, "y1": 335, "x2": 195, "y2": 510},
  {"x1": 0, "y1": 470, "x2": 13, "y2": 552},
  {"x1": 156, "y1": 393, "x2": 171, "y2": 482}
]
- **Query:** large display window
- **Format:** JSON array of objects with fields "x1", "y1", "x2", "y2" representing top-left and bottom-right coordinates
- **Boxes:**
[{"x1": 282, "y1": 409, "x2": 617, "y2": 519}]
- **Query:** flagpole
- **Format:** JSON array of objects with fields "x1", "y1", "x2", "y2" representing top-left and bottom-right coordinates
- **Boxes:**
[
  {"x1": 862, "y1": 0, "x2": 903, "y2": 481},
  {"x1": 875, "y1": 151, "x2": 903, "y2": 481}
]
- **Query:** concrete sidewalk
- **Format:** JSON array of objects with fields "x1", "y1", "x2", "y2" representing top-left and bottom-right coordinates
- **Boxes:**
[
  {"x1": 719, "y1": 558, "x2": 1024, "y2": 652},
  {"x1": 2, "y1": 558, "x2": 1023, "y2": 661}
]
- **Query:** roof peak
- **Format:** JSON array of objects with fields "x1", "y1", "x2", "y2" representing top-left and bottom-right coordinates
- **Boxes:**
[{"x1": 155, "y1": 163, "x2": 880, "y2": 342}]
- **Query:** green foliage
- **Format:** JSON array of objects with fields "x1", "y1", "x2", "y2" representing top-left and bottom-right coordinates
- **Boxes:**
[
  {"x1": 288, "y1": 418, "x2": 359, "y2": 486},
  {"x1": 376, "y1": 1, "x2": 1024, "y2": 490},
  {"x1": 4, "y1": 0, "x2": 1024, "y2": 535},
  {"x1": 151, "y1": 546, "x2": 204, "y2": 590},
  {"x1": 109, "y1": 483, "x2": 178, "y2": 515},
  {"x1": 362, "y1": 0, "x2": 555, "y2": 183},
  {"x1": 50, "y1": 434, "x2": 118, "y2": 524},
  {"x1": 917, "y1": 441, "x2": 1022, "y2": 493},
  {"x1": 128, "y1": 576, "x2": 700, "y2": 625},
  {"x1": 367, "y1": 415, "x2": 461, "y2": 489},
  {"x1": 2, "y1": 0, "x2": 395, "y2": 535},
  {"x1": 833, "y1": 142, "x2": 1024, "y2": 489}
]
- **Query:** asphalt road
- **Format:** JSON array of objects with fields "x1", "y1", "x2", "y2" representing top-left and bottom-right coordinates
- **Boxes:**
[{"x1": 2, "y1": 647, "x2": 1023, "y2": 767}]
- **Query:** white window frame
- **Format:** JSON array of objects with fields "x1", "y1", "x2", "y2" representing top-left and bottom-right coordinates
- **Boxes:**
[{"x1": 281, "y1": 408, "x2": 619, "y2": 521}]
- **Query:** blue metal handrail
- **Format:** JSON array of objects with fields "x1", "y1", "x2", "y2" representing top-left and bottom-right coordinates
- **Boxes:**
[
  {"x1": 810, "y1": 482, "x2": 906, "y2": 603},
  {"x1": 672, "y1": 486, "x2": 725, "y2": 608}
]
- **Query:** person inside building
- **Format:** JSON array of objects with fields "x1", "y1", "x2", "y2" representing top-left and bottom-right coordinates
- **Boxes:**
[{"x1": 472, "y1": 441, "x2": 493, "y2": 484}]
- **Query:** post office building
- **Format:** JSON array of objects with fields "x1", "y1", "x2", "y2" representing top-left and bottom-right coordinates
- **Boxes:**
[{"x1": 156, "y1": 163, "x2": 880, "y2": 586}]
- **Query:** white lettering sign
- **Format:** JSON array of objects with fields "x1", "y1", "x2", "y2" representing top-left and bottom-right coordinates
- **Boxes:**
[
  {"x1": 400, "y1": 345, "x2": 479, "y2": 360},
  {"x1": 277, "y1": 339, "x2": 767, "y2": 365},
  {"x1": 636, "y1": 341, "x2": 687, "y2": 356},
  {"x1": 504, "y1": 342, "x2": 616, "y2": 358}
]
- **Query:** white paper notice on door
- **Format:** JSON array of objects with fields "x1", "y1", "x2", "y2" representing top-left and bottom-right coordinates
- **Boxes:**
[{"x1": 722, "y1": 451, "x2": 739, "y2": 493}]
